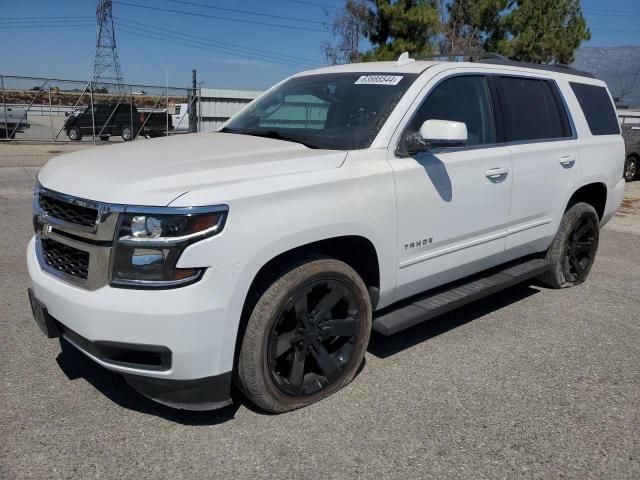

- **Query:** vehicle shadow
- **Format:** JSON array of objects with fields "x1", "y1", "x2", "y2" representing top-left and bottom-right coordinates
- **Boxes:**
[
  {"x1": 55, "y1": 340, "x2": 243, "y2": 425},
  {"x1": 414, "y1": 152, "x2": 453, "y2": 202},
  {"x1": 368, "y1": 284, "x2": 541, "y2": 359}
]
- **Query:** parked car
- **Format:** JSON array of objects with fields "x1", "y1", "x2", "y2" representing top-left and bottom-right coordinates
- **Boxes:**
[
  {"x1": 62, "y1": 103, "x2": 172, "y2": 141},
  {"x1": 28, "y1": 54, "x2": 625, "y2": 413},
  {"x1": 0, "y1": 105, "x2": 30, "y2": 139},
  {"x1": 622, "y1": 125, "x2": 640, "y2": 182}
]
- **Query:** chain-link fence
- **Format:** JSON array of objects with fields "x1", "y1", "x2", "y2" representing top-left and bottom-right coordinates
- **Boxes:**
[{"x1": 0, "y1": 75, "x2": 200, "y2": 143}]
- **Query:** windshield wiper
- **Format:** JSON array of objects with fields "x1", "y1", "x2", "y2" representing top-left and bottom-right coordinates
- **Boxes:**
[{"x1": 220, "y1": 127, "x2": 318, "y2": 149}]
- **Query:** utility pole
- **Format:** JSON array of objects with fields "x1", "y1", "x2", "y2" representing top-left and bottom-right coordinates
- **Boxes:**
[
  {"x1": 92, "y1": 0, "x2": 124, "y2": 93},
  {"x1": 188, "y1": 69, "x2": 198, "y2": 133}
]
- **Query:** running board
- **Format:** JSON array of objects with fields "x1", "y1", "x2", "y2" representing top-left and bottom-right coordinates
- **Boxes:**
[{"x1": 373, "y1": 258, "x2": 550, "y2": 336}]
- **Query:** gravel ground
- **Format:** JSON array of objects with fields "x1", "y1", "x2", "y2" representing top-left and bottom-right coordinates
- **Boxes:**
[{"x1": 1, "y1": 159, "x2": 639, "y2": 480}]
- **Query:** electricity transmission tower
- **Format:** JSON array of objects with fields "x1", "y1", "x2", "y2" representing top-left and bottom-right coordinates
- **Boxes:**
[{"x1": 92, "y1": 0, "x2": 124, "y2": 93}]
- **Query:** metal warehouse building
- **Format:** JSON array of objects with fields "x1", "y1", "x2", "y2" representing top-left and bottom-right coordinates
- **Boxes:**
[{"x1": 199, "y1": 88, "x2": 262, "y2": 131}]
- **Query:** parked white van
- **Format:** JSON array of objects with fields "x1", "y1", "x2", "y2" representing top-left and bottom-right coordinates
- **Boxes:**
[{"x1": 28, "y1": 54, "x2": 625, "y2": 413}]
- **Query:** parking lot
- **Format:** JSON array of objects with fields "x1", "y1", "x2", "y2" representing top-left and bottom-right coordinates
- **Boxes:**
[{"x1": 1, "y1": 146, "x2": 639, "y2": 479}]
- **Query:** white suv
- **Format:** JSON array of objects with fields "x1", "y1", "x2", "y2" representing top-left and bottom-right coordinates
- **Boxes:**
[{"x1": 27, "y1": 54, "x2": 625, "y2": 413}]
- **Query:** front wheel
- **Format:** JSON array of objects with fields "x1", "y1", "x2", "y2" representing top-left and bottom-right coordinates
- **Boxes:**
[
  {"x1": 67, "y1": 127, "x2": 82, "y2": 141},
  {"x1": 538, "y1": 202, "x2": 600, "y2": 289},
  {"x1": 236, "y1": 258, "x2": 372, "y2": 413},
  {"x1": 624, "y1": 156, "x2": 638, "y2": 182}
]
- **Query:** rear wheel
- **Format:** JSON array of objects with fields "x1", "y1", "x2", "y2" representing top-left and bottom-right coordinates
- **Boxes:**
[
  {"x1": 624, "y1": 156, "x2": 637, "y2": 182},
  {"x1": 0, "y1": 129, "x2": 15, "y2": 140},
  {"x1": 68, "y1": 127, "x2": 82, "y2": 141},
  {"x1": 121, "y1": 126, "x2": 134, "y2": 141},
  {"x1": 236, "y1": 258, "x2": 372, "y2": 413},
  {"x1": 538, "y1": 202, "x2": 600, "y2": 288}
]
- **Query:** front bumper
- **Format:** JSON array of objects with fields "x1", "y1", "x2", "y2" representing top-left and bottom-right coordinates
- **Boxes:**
[{"x1": 27, "y1": 236, "x2": 256, "y2": 410}]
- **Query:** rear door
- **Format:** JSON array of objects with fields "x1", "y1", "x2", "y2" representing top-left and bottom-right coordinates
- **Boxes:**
[{"x1": 494, "y1": 75, "x2": 580, "y2": 255}]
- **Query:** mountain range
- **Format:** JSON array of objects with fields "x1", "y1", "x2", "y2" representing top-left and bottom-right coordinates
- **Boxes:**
[{"x1": 571, "y1": 46, "x2": 640, "y2": 108}]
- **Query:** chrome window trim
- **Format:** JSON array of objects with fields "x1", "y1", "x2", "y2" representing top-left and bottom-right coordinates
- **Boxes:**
[{"x1": 392, "y1": 71, "x2": 578, "y2": 159}]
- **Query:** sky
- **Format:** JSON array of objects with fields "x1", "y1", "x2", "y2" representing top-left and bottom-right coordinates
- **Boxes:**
[{"x1": 0, "y1": 0, "x2": 639, "y2": 91}]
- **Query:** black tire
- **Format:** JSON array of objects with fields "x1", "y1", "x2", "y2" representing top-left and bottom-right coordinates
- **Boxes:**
[
  {"x1": 99, "y1": 135, "x2": 109, "y2": 142},
  {"x1": 1, "y1": 129, "x2": 15, "y2": 140},
  {"x1": 68, "y1": 127, "x2": 82, "y2": 141},
  {"x1": 121, "y1": 126, "x2": 134, "y2": 141},
  {"x1": 236, "y1": 257, "x2": 372, "y2": 413},
  {"x1": 624, "y1": 156, "x2": 638, "y2": 182},
  {"x1": 538, "y1": 202, "x2": 600, "y2": 289}
]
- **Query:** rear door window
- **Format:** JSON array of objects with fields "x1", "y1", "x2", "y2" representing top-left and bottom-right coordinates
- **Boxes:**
[
  {"x1": 497, "y1": 77, "x2": 572, "y2": 142},
  {"x1": 569, "y1": 82, "x2": 620, "y2": 135}
]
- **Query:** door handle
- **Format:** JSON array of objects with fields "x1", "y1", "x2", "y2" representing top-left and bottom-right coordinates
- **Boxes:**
[
  {"x1": 559, "y1": 156, "x2": 576, "y2": 168},
  {"x1": 485, "y1": 167, "x2": 509, "y2": 182}
]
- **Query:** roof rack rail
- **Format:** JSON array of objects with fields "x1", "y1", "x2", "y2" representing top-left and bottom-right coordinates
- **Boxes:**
[
  {"x1": 476, "y1": 52, "x2": 595, "y2": 78},
  {"x1": 412, "y1": 52, "x2": 594, "y2": 79}
]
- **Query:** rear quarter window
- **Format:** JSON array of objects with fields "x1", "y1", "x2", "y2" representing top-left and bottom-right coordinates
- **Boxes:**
[{"x1": 569, "y1": 82, "x2": 620, "y2": 136}]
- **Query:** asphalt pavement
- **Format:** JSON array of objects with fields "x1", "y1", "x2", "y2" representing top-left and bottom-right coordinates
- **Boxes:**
[{"x1": 1, "y1": 159, "x2": 639, "y2": 479}]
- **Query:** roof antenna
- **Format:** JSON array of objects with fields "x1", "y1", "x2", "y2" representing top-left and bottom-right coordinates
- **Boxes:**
[{"x1": 395, "y1": 52, "x2": 415, "y2": 67}]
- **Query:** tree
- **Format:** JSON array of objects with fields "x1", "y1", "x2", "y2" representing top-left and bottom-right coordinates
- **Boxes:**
[
  {"x1": 459, "y1": 0, "x2": 591, "y2": 64},
  {"x1": 362, "y1": 0, "x2": 441, "y2": 60},
  {"x1": 323, "y1": 0, "x2": 590, "y2": 65},
  {"x1": 322, "y1": 0, "x2": 367, "y2": 65},
  {"x1": 440, "y1": 0, "x2": 483, "y2": 58}
]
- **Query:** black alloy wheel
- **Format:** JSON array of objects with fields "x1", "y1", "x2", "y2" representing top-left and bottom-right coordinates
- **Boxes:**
[
  {"x1": 267, "y1": 278, "x2": 360, "y2": 397},
  {"x1": 236, "y1": 258, "x2": 372, "y2": 413},
  {"x1": 563, "y1": 214, "x2": 598, "y2": 284},
  {"x1": 538, "y1": 202, "x2": 600, "y2": 289},
  {"x1": 624, "y1": 156, "x2": 637, "y2": 182}
]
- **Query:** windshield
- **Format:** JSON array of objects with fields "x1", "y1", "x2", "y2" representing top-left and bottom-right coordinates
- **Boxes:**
[{"x1": 223, "y1": 73, "x2": 418, "y2": 150}]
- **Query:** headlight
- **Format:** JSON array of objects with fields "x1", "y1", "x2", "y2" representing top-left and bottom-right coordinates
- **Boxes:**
[{"x1": 110, "y1": 206, "x2": 228, "y2": 288}]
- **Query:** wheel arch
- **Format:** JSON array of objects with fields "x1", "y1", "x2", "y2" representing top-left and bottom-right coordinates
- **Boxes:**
[
  {"x1": 565, "y1": 182, "x2": 607, "y2": 221},
  {"x1": 232, "y1": 235, "x2": 381, "y2": 371}
]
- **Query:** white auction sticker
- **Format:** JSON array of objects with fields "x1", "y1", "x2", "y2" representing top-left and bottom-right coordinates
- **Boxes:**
[{"x1": 354, "y1": 75, "x2": 404, "y2": 86}]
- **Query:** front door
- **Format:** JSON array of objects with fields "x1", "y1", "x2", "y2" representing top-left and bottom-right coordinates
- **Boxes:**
[{"x1": 389, "y1": 74, "x2": 513, "y2": 300}]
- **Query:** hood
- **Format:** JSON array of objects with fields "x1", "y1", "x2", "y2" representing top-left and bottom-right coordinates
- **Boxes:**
[{"x1": 38, "y1": 133, "x2": 347, "y2": 205}]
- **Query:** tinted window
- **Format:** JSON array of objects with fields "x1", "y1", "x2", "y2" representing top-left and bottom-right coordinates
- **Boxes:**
[
  {"x1": 406, "y1": 76, "x2": 495, "y2": 147},
  {"x1": 497, "y1": 77, "x2": 572, "y2": 141},
  {"x1": 570, "y1": 82, "x2": 620, "y2": 135}
]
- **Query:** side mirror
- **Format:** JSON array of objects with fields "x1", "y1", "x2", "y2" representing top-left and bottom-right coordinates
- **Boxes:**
[
  {"x1": 420, "y1": 119, "x2": 467, "y2": 147},
  {"x1": 403, "y1": 119, "x2": 468, "y2": 156}
]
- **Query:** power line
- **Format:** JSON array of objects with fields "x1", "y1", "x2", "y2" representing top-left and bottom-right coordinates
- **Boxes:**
[
  {"x1": 0, "y1": 16, "x2": 94, "y2": 20},
  {"x1": 116, "y1": 27, "x2": 312, "y2": 70},
  {"x1": 0, "y1": 24, "x2": 94, "y2": 29},
  {"x1": 114, "y1": 19, "x2": 317, "y2": 67},
  {"x1": 279, "y1": 0, "x2": 342, "y2": 10},
  {"x1": 112, "y1": 0, "x2": 328, "y2": 33},
  {"x1": 161, "y1": 0, "x2": 324, "y2": 25},
  {"x1": 115, "y1": 17, "x2": 317, "y2": 65}
]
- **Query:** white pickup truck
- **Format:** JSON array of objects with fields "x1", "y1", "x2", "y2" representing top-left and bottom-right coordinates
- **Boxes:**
[
  {"x1": 1, "y1": 105, "x2": 30, "y2": 139},
  {"x1": 27, "y1": 54, "x2": 625, "y2": 413}
]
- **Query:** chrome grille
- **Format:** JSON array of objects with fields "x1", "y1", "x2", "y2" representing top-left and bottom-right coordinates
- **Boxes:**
[
  {"x1": 39, "y1": 192, "x2": 97, "y2": 227},
  {"x1": 34, "y1": 184, "x2": 124, "y2": 290},
  {"x1": 41, "y1": 238, "x2": 89, "y2": 279}
]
